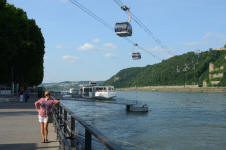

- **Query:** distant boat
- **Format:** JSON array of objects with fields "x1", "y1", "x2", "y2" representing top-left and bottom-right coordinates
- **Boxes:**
[
  {"x1": 79, "y1": 82, "x2": 116, "y2": 100},
  {"x1": 62, "y1": 94, "x2": 72, "y2": 98},
  {"x1": 126, "y1": 104, "x2": 149, "y2": 112}
]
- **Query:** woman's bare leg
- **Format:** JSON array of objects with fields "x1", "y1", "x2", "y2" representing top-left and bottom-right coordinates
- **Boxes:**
[
  {"x1": 44, "y1": 123, "x2": 48, "y2": 142},
  {"x1": 40, "y1": 123, "x2": 45, "y2": 142}
]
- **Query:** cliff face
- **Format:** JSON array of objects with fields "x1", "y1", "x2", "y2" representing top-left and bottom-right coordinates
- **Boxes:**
[{"x1": 104, "y1": 50, "x2": 226, "y2": 88}]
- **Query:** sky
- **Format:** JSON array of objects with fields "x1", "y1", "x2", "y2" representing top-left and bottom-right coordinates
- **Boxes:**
[{"x1": 8, "y1": 0, "x2": 226, "y2": 83}]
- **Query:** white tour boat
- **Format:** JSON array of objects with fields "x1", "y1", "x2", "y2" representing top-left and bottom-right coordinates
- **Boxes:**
[{"x1": 79, "y1": 83, "x2": 116, "y2": 100}]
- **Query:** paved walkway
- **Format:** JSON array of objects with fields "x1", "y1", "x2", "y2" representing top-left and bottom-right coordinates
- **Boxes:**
[{"x1": 0, "y1": 96, "x2": 59, "y2": 150}]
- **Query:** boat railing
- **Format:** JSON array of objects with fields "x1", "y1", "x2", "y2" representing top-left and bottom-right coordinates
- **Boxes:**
[{"x1": 52, "y1": 103, "x2": 122, "y2": 150}]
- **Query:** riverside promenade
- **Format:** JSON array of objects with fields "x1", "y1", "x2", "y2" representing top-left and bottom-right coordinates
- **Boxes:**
[{"x1": 0, "y1": 96, "x2": 59, "y2": 150}]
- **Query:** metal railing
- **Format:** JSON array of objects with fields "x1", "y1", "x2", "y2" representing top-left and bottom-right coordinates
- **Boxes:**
[{"x1": 52, "y1": 103, "x2": 122, "y2": 150}]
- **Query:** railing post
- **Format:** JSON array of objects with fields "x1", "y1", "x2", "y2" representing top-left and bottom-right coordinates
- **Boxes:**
[
  {"x1": 53, "y1": 105, "x2": 58, "y2": 137},
  {"x1": 64, "y1": 109, "x2": 67, "y2": 135},
  {"x1": 85, "y1": 129, "x2": 92, "y2": 150},
  {"x1": 62, "y1": 109, "x2": 67, "y2": 150},
  {"x1": 59, "y1": 106, "x2": 63, "y2": 149},
  {"x1": 70, "y1": 116, "x2": 75, "y2": 147},
  {"x1": 59, "y1": 106, "x2": 63, "y2": 125}
]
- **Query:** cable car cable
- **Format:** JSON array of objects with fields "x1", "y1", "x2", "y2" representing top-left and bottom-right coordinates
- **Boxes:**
[
  {"x1": 123, "y1": 37, "x2": 161, "y2": 59},
  {"x1": 113, "y1": 0, "x2": 176, "y2": 56},
  {"x1": 130, "y1": 11, "x2": 175, "y2": 56},
  {"x1": 70, "y1": 0, "x2": 113, "y2": 31},
  {"x1": 113, "y1": 0, "x2": 166, "y2": 47},
  {"x1": 113, "y1": 0, "x2": 123, "y2": 7},
  {"x1": 69, "y1": 0, "x2": 162, "y2": 60}
]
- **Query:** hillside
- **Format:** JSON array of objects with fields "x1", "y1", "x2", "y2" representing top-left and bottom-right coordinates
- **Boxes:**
[
  {"x1": 104, "y1": 49, "x2": 226, "y2": 88},
  {"x1": 42, "y1": 81, "x2": 104, "y2": 91}
]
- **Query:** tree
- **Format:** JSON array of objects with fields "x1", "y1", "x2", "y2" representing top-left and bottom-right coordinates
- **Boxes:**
[
  {"x1": 0, "y1": 0, "x2": 6, "y2": 9},
  {"x1": 0, "y1": 1, "x2": 45, "y2": 86}
]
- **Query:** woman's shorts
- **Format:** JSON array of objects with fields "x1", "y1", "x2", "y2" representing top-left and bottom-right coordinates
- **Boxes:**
[{"x1": 38, "y1": 115, "x2": 48, "y2": 123}]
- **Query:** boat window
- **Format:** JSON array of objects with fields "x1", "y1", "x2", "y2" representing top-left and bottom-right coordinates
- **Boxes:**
[{"x1": 84, "y1": 88, "x2": 92, "y2": 92}]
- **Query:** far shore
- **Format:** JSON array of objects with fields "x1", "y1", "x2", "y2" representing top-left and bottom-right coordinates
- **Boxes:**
[{"x1": 116, "y1": 85, "x2": 226, "y2": 92}]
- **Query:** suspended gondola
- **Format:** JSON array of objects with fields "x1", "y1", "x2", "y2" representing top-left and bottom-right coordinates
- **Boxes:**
[
  {"x1": 132, "y1": 43, "x2": 141, "y2": 60},
  {"x1": 115, "y1": 5, "x2": 132, "y2": 37},
  {"x1": 115, "y1": 22, "x2": 132, "y2": 37},
  {"x1": 132, "y1": 52, "x2": 141, "y2": 60}
]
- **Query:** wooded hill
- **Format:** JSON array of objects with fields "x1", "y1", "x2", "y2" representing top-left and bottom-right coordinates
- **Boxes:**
[{"x1": 104, "y1": 48, "x2": 226, "y2": 88}]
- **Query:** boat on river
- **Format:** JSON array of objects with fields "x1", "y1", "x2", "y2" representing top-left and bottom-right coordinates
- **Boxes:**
[
  {"x1": 79, "y1": 83, "x2": 116, "y2": 100},
  {"x1": 126, "y1": 104, "x2": 149, "y2": 112}
]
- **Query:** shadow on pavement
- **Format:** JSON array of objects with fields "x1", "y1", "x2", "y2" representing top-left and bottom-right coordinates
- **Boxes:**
[
  {"x1": 0, "y1": 143, "x2": 37, "y2": 150},
  {"x1": 0, "y1": 143, "x2": 59, "y2": 150},
  {"x1": 0, "y1": 111, "x2": 37, "y2": 118}
]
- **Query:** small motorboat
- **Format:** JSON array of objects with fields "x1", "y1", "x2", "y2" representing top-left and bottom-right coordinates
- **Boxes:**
[{"x1": 126, "y1": 104, "x2": 149, "y2": 112}]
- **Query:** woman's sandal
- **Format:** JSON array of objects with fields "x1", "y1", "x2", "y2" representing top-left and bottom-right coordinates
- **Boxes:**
[{"x1": 41, "y1": 139, "x2": 46, "y2": 143}]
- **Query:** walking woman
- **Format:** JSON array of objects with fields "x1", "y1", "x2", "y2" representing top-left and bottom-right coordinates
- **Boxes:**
[{"x1": 35, "y1": 90, "x2": 59, "y2": 143}]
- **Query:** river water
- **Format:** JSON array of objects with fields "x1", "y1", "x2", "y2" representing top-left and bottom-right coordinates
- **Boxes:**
[{"x1": 62, "y1": 91, "x2": 226, "y2": 150}]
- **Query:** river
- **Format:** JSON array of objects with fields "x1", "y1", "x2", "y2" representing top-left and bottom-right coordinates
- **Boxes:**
[{"x1": 61, "y1": 91, "x2": 226, "y2": 150}]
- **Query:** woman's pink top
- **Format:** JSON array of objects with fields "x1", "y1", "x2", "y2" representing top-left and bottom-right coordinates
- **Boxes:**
[{"x1": 36, "y1": 97, "x2": 59, "y2": 117}]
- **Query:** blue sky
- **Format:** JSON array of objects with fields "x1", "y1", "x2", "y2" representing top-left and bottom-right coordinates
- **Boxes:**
[{"x1": 8, "y1": 0, "x2": 226, "y2": 83}]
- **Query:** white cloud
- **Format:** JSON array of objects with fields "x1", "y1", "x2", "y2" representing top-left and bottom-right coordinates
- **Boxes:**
[
  {"x1": 62, "y1": 55, "x2": 79, "y2": 63},
  {"x1": 104, "y1": 53, "x2": 115, "y2": 58},
  {"x1": 60, "y1": 0, "x2": 69, "y2": 3},
  {"x1": 103, "y1": 43, "x2": 117, "y2": 49},
  {"x1": 183, "y1": 32, "x2": 226, "y2": 47},
  {"x1": 56, "y1": 45, "x2": 64, "y2": 49},
  {"x1": 183, "y1": 41, "x2": 204, "y2": 46},
  {"x1": 77, "y1": 43, "x2": 95, "y2": 51},
  {"x1": 150, "y1": 46, "x2": 170, "y2": 51},
  {"x1": 203, "y1": 32, "x2": 226, "y2": 41},
  {"x1": 149, "y1": 46, "x2": 174, "y2": 58},
  {"x1": 77, "y1": 41, "x2": 117, "y2": 52},
  {"x1": 92, "y1": 38, "x2": 100, "y2": 43}
]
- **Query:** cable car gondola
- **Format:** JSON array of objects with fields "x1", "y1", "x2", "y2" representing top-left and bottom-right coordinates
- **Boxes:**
[
  {"x1": 132, "y1": 52, "x2": 141, "y2": 60},
  {"x1": 115, "y1": 5, "x2": 132, "y2": 37},
  {"x1": 132, "y1": 43, "x2": 141, "y2": 60},
  {"x1": 115, "y1": 22, "x2": 132, "y2": 37}
]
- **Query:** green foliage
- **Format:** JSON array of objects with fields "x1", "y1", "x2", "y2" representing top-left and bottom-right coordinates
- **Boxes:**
[
  {"x1": 105, "y1": 50, "x2": 226, "y2": 88},
  {"x1": 104, "y1": 67, "x2": 143, "y2": 88},
  {"x1": 0, "y1": 2, "x2": 45, "y2": 86},
  {"x1": 0, "y1": 0, "x2": 6, "y2": 9}
]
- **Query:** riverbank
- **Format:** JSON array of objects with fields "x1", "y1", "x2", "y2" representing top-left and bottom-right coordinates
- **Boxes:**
[{"x1": 116, "y1": 85, "x2": 226, "y2": 92}]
